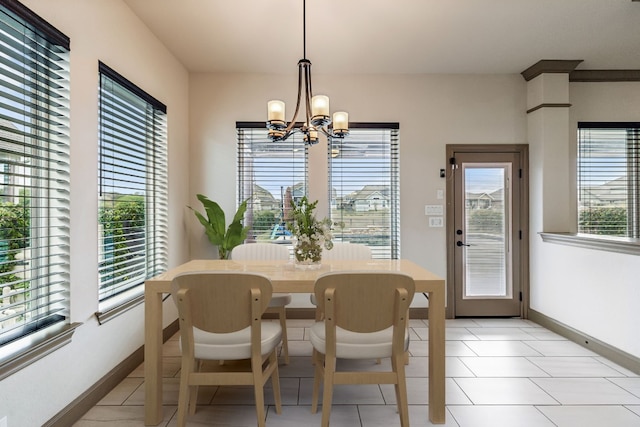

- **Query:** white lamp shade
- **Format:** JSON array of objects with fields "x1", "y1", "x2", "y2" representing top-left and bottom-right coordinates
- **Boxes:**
[
  {"x1": 268, "y1": 100, "x2": 285, "y2": 122},
  {"x1": 311, "y1": 95, "x2": 329, "y2": 117},
  {"x1": 332, "y1": 111, "x2": 348, "y2": 131}
]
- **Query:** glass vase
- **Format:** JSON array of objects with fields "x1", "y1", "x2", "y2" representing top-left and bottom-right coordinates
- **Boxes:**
[{"x1": 293, "y1": 238, "x2": 323, "y2": 269}]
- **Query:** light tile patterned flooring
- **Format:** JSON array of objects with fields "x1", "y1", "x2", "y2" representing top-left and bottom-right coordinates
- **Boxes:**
[{"x1": 74, "y1": 318, "x2": 640, "y2": 426}]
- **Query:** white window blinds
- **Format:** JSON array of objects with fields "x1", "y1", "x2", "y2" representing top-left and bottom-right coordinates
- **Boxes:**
[
  {"x1": 577, "y1": 123, "x2": 640, "y2": 238},
  {"x1": 237, "y1": 122, "x2": 307, "y2": 241},
  {"x1": 328, "y1": 124, "x2": 400, "y2": 259},
  {"x1": 0, "y1": 1, "x2": 70, "y2": 346},
  {"x1": 98, "y1": 62, "x2": 168, "y2": 309}
]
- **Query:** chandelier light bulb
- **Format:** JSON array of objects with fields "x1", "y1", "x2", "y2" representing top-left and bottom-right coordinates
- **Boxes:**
[
  {"x1": 267, "y1": 100, "x2": 285, "y2": 124},
  {"x1": 332, "y1": 112, "x2": 349, "y2": 133},
  {"x1": 311, "y1": 95, "x2": 329, "y2": 117}
]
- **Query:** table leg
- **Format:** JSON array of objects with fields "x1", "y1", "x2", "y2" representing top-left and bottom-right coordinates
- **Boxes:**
[
  {"x1": 145, "y1": 288, "x2": 164, "y2": 425},
  {"x1": 428, "y1": 288, "x2": 446, "y2": 424}
]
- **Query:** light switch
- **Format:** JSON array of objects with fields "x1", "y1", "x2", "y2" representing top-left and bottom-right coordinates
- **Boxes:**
[
  {"x1": 429, "y1": 217, "x2": 443, "y2": 227},
  {"x1": 437, "y1": 189, "x2": 444, "y2": 200}
]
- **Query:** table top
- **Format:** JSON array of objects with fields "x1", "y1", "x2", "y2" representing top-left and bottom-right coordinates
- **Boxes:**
[{"x1": 145, "y1": 259, "x2": 444, "y2": 293}]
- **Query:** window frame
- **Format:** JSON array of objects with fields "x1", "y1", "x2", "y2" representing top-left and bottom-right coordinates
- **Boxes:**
[
  {"x1": 328, "y1": 123, "x2": 400, "y2": 259},
  {"x1": 236, "y1": 121, "x2": 308, "y2": 243},
  {"x1": 96, "y1": 62, "x2": 168, "y2": 322},
  {"x1": 0, "y1": 0, "x2": 76, "y2": 379},
  {"x1": 541, "y1": 122, "x2": 640, "y2": 255},
  {"x1": 577, "y1": 122, "x2": 640, "y2": 239}
]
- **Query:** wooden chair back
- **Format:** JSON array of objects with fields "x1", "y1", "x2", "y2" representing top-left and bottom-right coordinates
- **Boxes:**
[
  {"x1": 314, "y1": 271, "x2": 415, "y2": 333},
  {"x1": 171, "y1": 271, "x2": 272, "y2": 334}
]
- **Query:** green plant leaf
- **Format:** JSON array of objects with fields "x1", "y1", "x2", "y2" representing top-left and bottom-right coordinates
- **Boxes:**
[
  {"x1": 189, "y1": 207, "x2": 223, "y2": 246},
  {"x1": 225, "y1": 221, "x2": 247, "y2": 250},
  {"x1": 196, "y1": 194, "x2": 226, "y2": 238},
  {"x1": 189, "y1": 195, "x2": 250, "y2": 259},
  {"x1": 232, "y1": 199, "x2": 248, "y2": 224}
]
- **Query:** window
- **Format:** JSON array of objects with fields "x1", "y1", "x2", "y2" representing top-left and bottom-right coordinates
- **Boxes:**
[
  {"x1": 0, "y1": 1, "x2": 70, "y2": 348},
  {"x1": 328, "y1": 124, "x2": 400, "y2": 258},
  {"x1": 577, "y1": 122, "x2": 639, "y2": 238},
  {"x1": 237, "y1": 122, "x2": 307, "y2": 241},
  {"x1": 98, "y1": 62, "x2": 168, "y2": 317}
]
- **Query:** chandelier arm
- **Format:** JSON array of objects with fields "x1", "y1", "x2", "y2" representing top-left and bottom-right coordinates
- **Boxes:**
[
  {"x1": 318, "y1": 126, "x2": 336, "y2": 139},
  {"x1": 279, "y1": 60, "x2": 307, "y2": 140},
  {"x1": 304, "y1": 61, "x2": 313, "y2": 125}
]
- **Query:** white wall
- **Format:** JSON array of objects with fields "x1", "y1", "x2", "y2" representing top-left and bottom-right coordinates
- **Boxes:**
[
  {"x1": 0, "y1": 1, "x2": 190, "y2": 425},
  {"x1": 188, "y1": 72, "x2": 527, "y2": 309},
  {"x1": 529, "y1": 81, "x2": 640, "y2": 358}
]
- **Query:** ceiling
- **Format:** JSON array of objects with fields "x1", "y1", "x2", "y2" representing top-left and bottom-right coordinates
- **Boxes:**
[{"x1": 122, "y1": 0, "x2": 640, "y2": 75}]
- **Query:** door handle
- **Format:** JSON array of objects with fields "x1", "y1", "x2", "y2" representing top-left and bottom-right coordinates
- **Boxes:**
[{"x1": 456, "y1": 241, "x2": 470, "y2": 247}]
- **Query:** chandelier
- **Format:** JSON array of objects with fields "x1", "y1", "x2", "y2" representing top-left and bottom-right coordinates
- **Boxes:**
[{"x1": 266, "y1": 0, "x2": 349, "y2": 145}]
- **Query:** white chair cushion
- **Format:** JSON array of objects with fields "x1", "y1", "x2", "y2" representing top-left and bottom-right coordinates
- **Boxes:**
[
  {"x1": 269, "y1": 292, "x2": 292, "y2": 307},
  {"x1": 184, "y1": 322, "x2": 282, "y2": 360},
  {"x1": 309, "y1": 322, "x2": 409, "y2": 359}
]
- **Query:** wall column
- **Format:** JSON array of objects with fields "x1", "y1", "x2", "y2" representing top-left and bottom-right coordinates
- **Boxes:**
[{"x1": 522, "y1": 60, "x2": 582, "y2": 232}]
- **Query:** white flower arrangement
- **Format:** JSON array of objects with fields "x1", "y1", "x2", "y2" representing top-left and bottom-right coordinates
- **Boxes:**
[{"x1": 287, "y1": 196, "x2": 333, "y2": 263}]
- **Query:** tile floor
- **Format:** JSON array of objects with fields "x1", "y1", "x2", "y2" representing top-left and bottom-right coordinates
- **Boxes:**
[{"x1": 74, "y1": 318, "x2": 640, "y2": 426}]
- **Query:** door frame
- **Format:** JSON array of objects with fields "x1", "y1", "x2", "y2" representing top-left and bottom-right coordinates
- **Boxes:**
[{"x1": 445, "y1": 144, "x2": 530, "y2": 319}]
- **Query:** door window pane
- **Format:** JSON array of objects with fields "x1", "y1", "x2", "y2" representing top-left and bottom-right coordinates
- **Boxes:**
[{"x1": 463, "y1": 165, "x2": 512, "y2": 298}]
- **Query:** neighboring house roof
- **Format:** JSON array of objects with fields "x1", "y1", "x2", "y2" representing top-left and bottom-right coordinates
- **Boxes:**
[
  {"x1": 0, "y1": 118, "x2": 23, "y2": 156},
  {"x1": 251, "y1": 184, "x2": 280, "y2": 210},
  {"x1": 466, "y1": 188, "x2": 504, "y2": 203},
  {"x1": 581, "y1": 177, "x2": 627, "y2": 205},
  {"x1": 347, "y1": 185, "x2": 390, "y2": 201},
  {"x1": 291, "y1": 182, "x2": 306, "y2": 198}
]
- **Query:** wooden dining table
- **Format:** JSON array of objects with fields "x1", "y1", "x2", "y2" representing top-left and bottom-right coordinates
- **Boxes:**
[{"x1": 144, "y1": 258, "x2": 446, "y2": 425}]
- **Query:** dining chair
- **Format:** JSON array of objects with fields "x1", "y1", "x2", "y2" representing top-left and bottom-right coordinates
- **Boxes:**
[
  {"x1": 231, "y1": 242, "x2": 292, "y2": 364},
  {"x1": 310, "y1": 271, "x2": 415, "y2": 427},
  {"x1": 171, "y1": 271, "x2": 282, "y2": 427},
  {"x1": 312, "y1": 242, "x2": 377, "y2": 363},
  {"x1": 311, "y1": 242, "x2": 372, "y2": 308}
]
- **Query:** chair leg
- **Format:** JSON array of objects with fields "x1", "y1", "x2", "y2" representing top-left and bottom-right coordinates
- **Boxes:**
[
  {"x1": 392, "y1": 353, "x2": 410, "y2": 427},
  {"x1": 321, "y1": 355, "x2": 336, "y2": 427},
  {"x1": 269, "y1": 351, "x2": 283, "y2": 414},
  {"x1": 311, "y1": 351, "x2": 324, "y2": 413},
  {"x1": 177, "y1": 357, "x2": 195, "y2": 427},
  {"x1": 253, "y1": 364, "x2": 266, "y2": 427},
  {"x1": 188, "y1": 359, "x2": 202, "y2": 415},
  {"x1": 278, "y1": 306, "x2": 289, "y2": 364}
]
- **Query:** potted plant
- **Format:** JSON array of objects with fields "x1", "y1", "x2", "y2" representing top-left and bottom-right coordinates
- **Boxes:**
[{"x1": 189, "y1": 194, "x2": 249, "y2": 259}]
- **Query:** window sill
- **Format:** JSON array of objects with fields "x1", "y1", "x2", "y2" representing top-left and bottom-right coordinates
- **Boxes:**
[
  {"x1": 0, "y1": 322, "x2": 81, "y2": 381},
  {"x1": 96, "y1": 291, "x2": 144, "y2": 325},
  {"x1": 539, "y1": 232, "x2": 640, "y2": 256}
]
